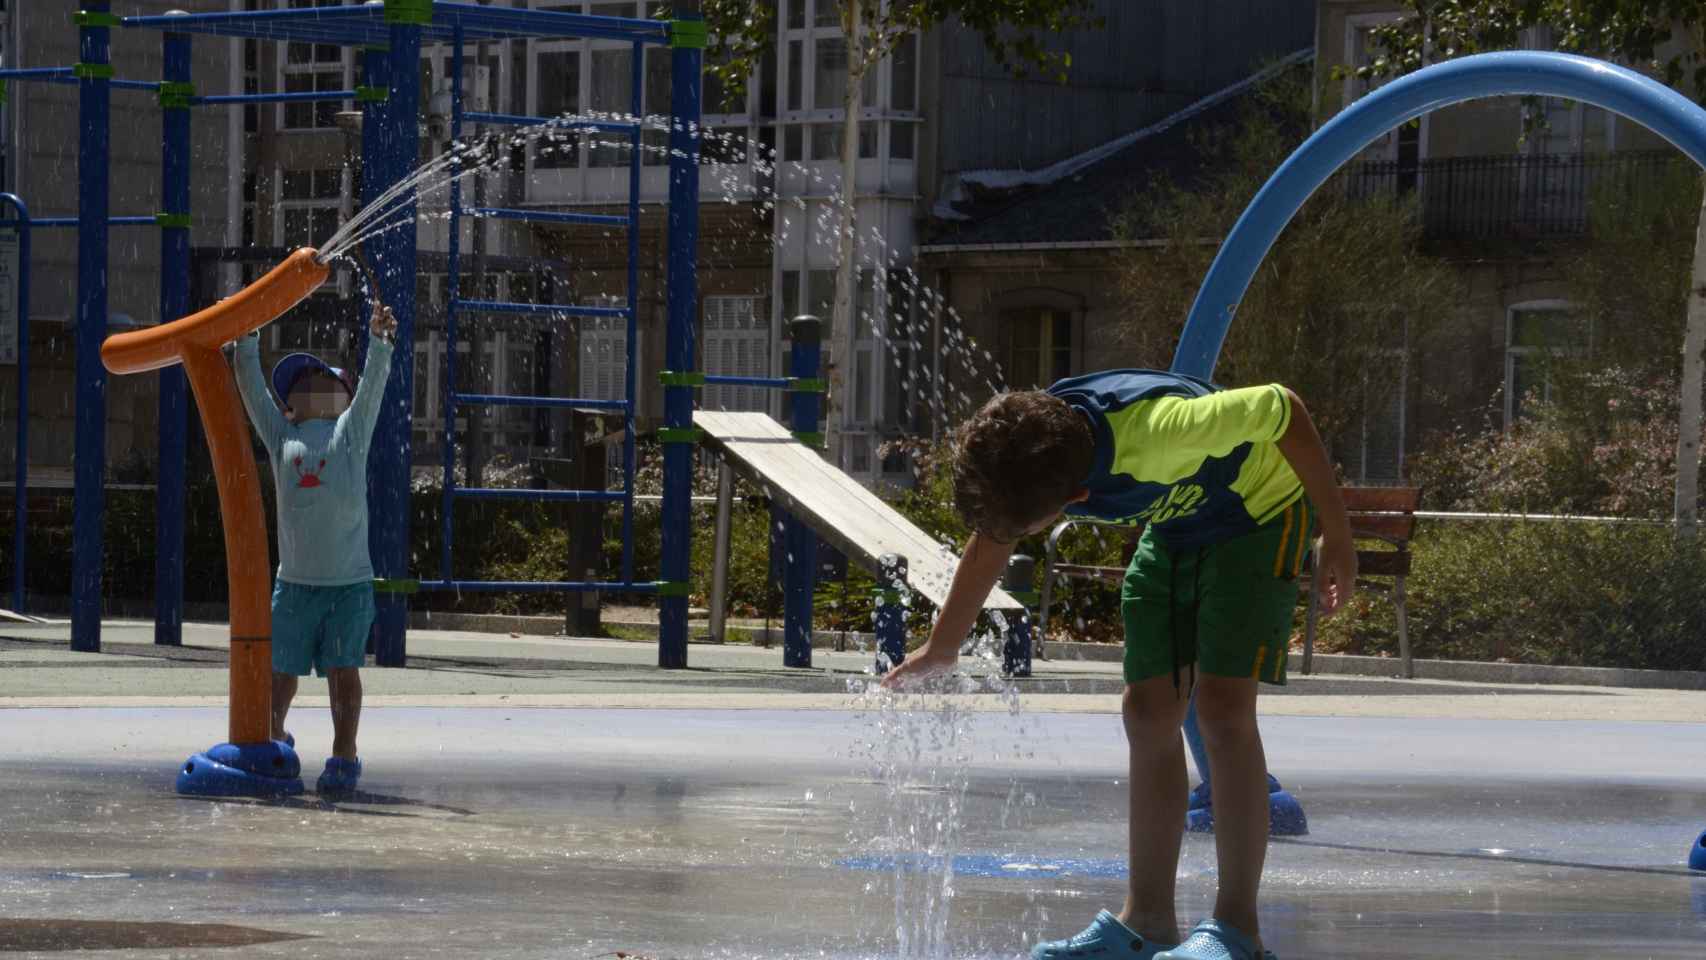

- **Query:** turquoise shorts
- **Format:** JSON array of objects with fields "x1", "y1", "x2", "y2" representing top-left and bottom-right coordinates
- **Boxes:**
[{"x1": 271, "y1": 580, "x2": 374, "y2": 677}]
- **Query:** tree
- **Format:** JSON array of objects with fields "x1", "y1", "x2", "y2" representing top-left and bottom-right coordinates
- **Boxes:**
[
  {"x1": 1357, "y1": 1, "x2": 1706, "y2": 531},
  {"x1": 693, "y1": 0, "x2": 1101, "y2": 468},
  {"x1": 1113, "y1": 69, "x2": 1464, "y2": 465}
]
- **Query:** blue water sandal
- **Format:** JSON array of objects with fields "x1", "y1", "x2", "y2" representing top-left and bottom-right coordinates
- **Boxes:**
[
  {"x1": 1155, "y1": 920, "x2": 1275, "y2": 960},
  {"x1": 1031, "y1": 910, "x2": 1176, "y2": 960},
  {"x1": 316, "y1": 757, "x2": 361, "y2": 797}
]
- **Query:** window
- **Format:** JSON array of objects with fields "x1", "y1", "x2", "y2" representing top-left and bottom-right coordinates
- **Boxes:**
[
  {"x1": 1505, "y1": 303, "x2": 1587, "y2": 427},
  {"x1": 534, "y1": 49, "x2": 581, "y2": 168},
  {"x1": 588, "y1": 47, "x2": 634, "y2": 167},
  {"x1": 277, "y1": 168, "x2": 343, "y2": 249},
  {"x1": 579, "y1": 300, "x2": 635, "y2": 402},
  {"x1": 702, "y1": 297, "x2": 770, "y2": 412},
  {"x1": 643, "y1": 47, "x2": 671, "y2": 166},
  {"x1": 813, "y1": 38, "x2": 876, "y2": 110},
  {"x1": 890, "y1": 34, "x2": 917, "y2": 111},
  {"x1": 1005, "y1": 308, "x2": 1074, "y2": 389},
  {"x1": 890, "y1": 122, "x2": 914, "y2": 160},
  {"x1": 241, "y1": 173, "x2": 258, "y2": 247},
  {"x1": 278, "y1": 0, "x2": 348, "y2": 131},
  {"x1": 1343, "y1": 13, "x2": 1424, "y2": 171}
]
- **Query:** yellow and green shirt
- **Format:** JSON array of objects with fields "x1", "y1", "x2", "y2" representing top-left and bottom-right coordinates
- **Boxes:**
[{"x1": 1048, "y1": 369, "x2": 1303, "y2": 548}]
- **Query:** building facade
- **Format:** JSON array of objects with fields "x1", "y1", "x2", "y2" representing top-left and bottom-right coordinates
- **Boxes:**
[{"x1": 0, "y1": 0, "x2": 1329, "y2": 491}]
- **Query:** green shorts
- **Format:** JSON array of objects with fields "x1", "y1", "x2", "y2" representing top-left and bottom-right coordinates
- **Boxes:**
[{"x1": 1120, "y1": 498, "x2": 1313, "y2": 687}]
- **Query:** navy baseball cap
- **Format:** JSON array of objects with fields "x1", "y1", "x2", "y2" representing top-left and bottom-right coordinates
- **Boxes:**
[{"x1": 271, "y1": 353, "x2": 351, "y2": 404}]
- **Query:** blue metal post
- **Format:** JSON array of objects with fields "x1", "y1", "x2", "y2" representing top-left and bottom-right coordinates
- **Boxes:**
[
  {"x1": 442, "y1": 27, "x2": 462, "y2": 585},
  {"x1": 622, "y1": 41, "x2": 642, "y2": 583},
  {"x1": 0, "y1": 193, "x2": 29, "y2": 613},
  {"x1": 367, "y1": 14, "x2": 421, "y2": 668},
  {"x1": 783, "y1": 316, "x2": 821, "y2": 668},
  {"x1": 658, "y1": 16, "x2": 702, "y2": 669},
  {"x1": 873, "y1": 552, "x2": 905, "y2": 673},
  {"x1": 155, "y1": 26, "x2": 193, "y2": 647},
  {"x1": 1001, "y1": 554, "x2": 1034, "y2": 677},
  {"x1": 72, "y1": 2, "x2": 113, "y2": 653}
]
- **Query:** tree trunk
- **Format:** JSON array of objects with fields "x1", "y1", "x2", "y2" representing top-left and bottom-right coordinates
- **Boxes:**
[
  {"x1": 1676, "y1": 186, "x2": 1706, "y2": 536},
  {"x1": 828, "y1": 0, "x2": 863, "y2": 471}
]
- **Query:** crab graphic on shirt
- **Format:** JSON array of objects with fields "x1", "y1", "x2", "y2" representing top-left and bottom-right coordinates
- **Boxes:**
[{"x1": 293, "y1": 455, "x2": 328, "y2": 489}]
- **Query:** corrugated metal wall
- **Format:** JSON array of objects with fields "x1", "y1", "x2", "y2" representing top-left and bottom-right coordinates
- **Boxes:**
[{"x1": 933, "y1": 0, "x2": 1315, "y2": 174}]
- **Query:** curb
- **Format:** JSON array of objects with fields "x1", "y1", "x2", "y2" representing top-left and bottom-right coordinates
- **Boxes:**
[{"x1": 1040, "y1": 640, "x2": 1706, "y2": 691}]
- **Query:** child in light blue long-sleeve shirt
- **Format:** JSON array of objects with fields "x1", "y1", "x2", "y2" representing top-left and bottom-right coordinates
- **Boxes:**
[{"x1": 232, "y1": 301, "x2": 396, "y2": 796}]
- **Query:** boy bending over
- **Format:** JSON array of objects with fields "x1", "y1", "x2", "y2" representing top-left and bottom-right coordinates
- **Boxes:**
[{"x1": 883, "y1": 370, "x2": 1355, "y2": 960}]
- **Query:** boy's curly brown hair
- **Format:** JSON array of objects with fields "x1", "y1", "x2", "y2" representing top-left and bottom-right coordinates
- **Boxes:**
[{"x1": 952, "y1": 391, "x2": 1094, "y2": 543}]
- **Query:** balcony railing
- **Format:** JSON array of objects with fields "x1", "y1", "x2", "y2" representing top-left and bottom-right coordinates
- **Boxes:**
[{"x1": 1347, "y1": 150, "x2": 1682, "y2": 242}]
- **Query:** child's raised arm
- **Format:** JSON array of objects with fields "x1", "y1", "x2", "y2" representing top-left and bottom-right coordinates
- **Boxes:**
[
  {"x1": 334, "y1": 303, "x2": 396, "y2": 454},
  {"x1": 231, "y1": 332, "x2": 287, "y2": 455}
]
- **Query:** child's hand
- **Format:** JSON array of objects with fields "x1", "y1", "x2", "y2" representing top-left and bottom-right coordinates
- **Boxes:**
[
  {"x1": 879, "y1": 643, "x2": 958, "y2": 689},
  {"x1": 1314, "y1": 534, "x2": 1358, "y2": 618},
  {"x1": 370, "y1": 304, "x2": 397, "y2": 341}
]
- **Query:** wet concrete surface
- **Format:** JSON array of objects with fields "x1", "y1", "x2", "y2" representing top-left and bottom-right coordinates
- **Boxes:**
[{"x1": 2, "y1": 706, "x2": 1705, "y2": 958}]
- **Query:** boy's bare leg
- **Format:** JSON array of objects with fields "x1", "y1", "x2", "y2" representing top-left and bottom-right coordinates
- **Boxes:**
[
  {"x1": 1194, "y1": 674, "x2": 1267, "y2": 945},
  {"x1": 327, "y1": 667, "x2": 362, "y2": 761},
  {"x1": 271, "y1": 672, "x2": 298, "y2": 741},
  {"x1": 1117, "y1": 675, "x2": 1193, "y2": 944}
]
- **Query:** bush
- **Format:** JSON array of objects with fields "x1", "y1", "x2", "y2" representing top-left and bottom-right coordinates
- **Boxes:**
[{"x1": 1311, "y1": 520, "x2": 1706, "y2": 672}]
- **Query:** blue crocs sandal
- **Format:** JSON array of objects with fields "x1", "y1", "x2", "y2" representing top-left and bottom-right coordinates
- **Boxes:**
[
  {"x1": 1155, "y1": 920, "x2": 1276, "y2": 960},
  {"x1": 1031, "y1": 910, "x2": 1176, "y2": 960},
  {"x1": 316, "y1": 757, "x2": 361, "y2": 797}
]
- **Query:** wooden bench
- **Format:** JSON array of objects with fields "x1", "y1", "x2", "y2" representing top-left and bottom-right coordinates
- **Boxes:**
[
  {"x1": 1037, "y1": 487, "x2": 1421, "y2": 675},
  {"x1": 1302, "y1": 486, "x2": 1421, "y2": 678}
]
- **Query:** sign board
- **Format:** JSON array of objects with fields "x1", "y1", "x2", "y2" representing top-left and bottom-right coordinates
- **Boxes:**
[{"x1": 0, "y1": 229, "x2": 17, "y2": 366}]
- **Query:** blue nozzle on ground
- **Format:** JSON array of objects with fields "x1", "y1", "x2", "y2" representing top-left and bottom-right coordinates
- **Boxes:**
[
  {"x1": 1689, "y1": 828, "x2": 1706, "y2": 872},
  {"x1": 176, "y1": 740, "x2": 304, "y2": 798},
  {"x1": 1185, "y1": 773, "x2": 1308, "y2": 837}
]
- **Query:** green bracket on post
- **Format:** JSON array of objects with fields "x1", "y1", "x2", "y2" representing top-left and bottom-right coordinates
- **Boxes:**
[
  {"x1": 655, "y1": 580, "x2": 692, "y2": 598},
  {"x1": 373, "y1": 578, "x2": 421, "y2": 595},
  {"x1": 1005, "y1": 589, "x2": 1040, "y2": 607},
  {"x1": 792, "y1": 431, "x2": 824, "y2": 448},
  {"x1": 74, "y1": 11, "x2": 122, "y2": 28},
  {"x1": 356, "y1": 86, "x2": 390, "y2": 103},
  {"x1": 73, "y1": 63, "x2": 115, "y2": 80},
  {"x1": 872, "y1": 588, "x2": 905, "y2": 605},
  {"x1": 657, "y1": 427, "x2": 704, "y2": 445},
  {"x1": 155, "y1": 213, "x2": 191, "y2": 230},
  {"x1": 383, "y1": 0, "x2": 434, "y2": 25},
  {"x1": 158, "y1": 81, "x2": 195, "y2": 110},
  {"x1": 786, "y1": 377, "x2": 827, "y2": 393},
  {"x1": 0, "y1": 81, "x2": 7, "y2": 106},
  {"x1": 657, "y1": 370, "x2": 706, "y2": 388},
  {"x1": 669, "y1": 19, "x2": 708, "y2": 49}
]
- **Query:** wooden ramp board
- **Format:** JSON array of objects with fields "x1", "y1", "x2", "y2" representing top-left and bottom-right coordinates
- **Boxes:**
[{"x1": 694, "y1": 411, "x2": 1023, "y2": 612}]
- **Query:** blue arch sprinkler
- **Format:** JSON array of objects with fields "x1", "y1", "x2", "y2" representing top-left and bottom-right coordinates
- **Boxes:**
[{"x1": 1168, "y1": 51, "x2": 1706, "y2": 858}]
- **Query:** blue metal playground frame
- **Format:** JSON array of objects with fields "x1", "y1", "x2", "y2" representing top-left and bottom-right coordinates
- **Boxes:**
[{"x1": 9, "y1": 1, "x2": 717, "y2": 668}]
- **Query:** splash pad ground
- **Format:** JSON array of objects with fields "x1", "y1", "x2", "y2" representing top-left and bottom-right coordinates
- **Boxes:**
[{"x1": 3, "y1": 622, "x2": 1706, "y2": 958}]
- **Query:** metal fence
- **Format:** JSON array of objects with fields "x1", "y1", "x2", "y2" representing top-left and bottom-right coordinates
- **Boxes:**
[{"x1": 1347, "y1": 150, "x2": 1682, "y2": 241}]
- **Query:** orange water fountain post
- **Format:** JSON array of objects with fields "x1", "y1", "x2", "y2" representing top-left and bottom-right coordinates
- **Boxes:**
[{"x1": 101, "y1": 248, "x2": 330, "y2": 797}]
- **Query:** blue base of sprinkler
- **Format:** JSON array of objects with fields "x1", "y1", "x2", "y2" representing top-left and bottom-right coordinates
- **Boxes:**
[
  {"x1": 1185, "y1": 773, "x2": 1308, "y2": 837},
  {"x1": 176, "y1": 740, "x2": 303, "y2": 798},
  {"x1": 1688, "y1": 827, "x2": 1706, "y2": 871}
]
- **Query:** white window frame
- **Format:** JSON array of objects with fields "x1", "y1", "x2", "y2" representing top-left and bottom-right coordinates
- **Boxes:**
[
  {"x1": 1343, "y1": 12, "x2": 1430, "y2": 165},
  {"x1": 702, "y1": 295, "x2": 771, "y2": 412},
  {"x1": 274, "y1": 166, "x2": 347, "y2": 252},
  {"x1": 578, "y1": 295, "x2": 637, "y2": 406},
  {"x1": 276, "y1": 0, "x2": 352, "y2": 133},
  {"x1": 1504, "y1": 299, "x2": 1584, "y2": 429}
]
